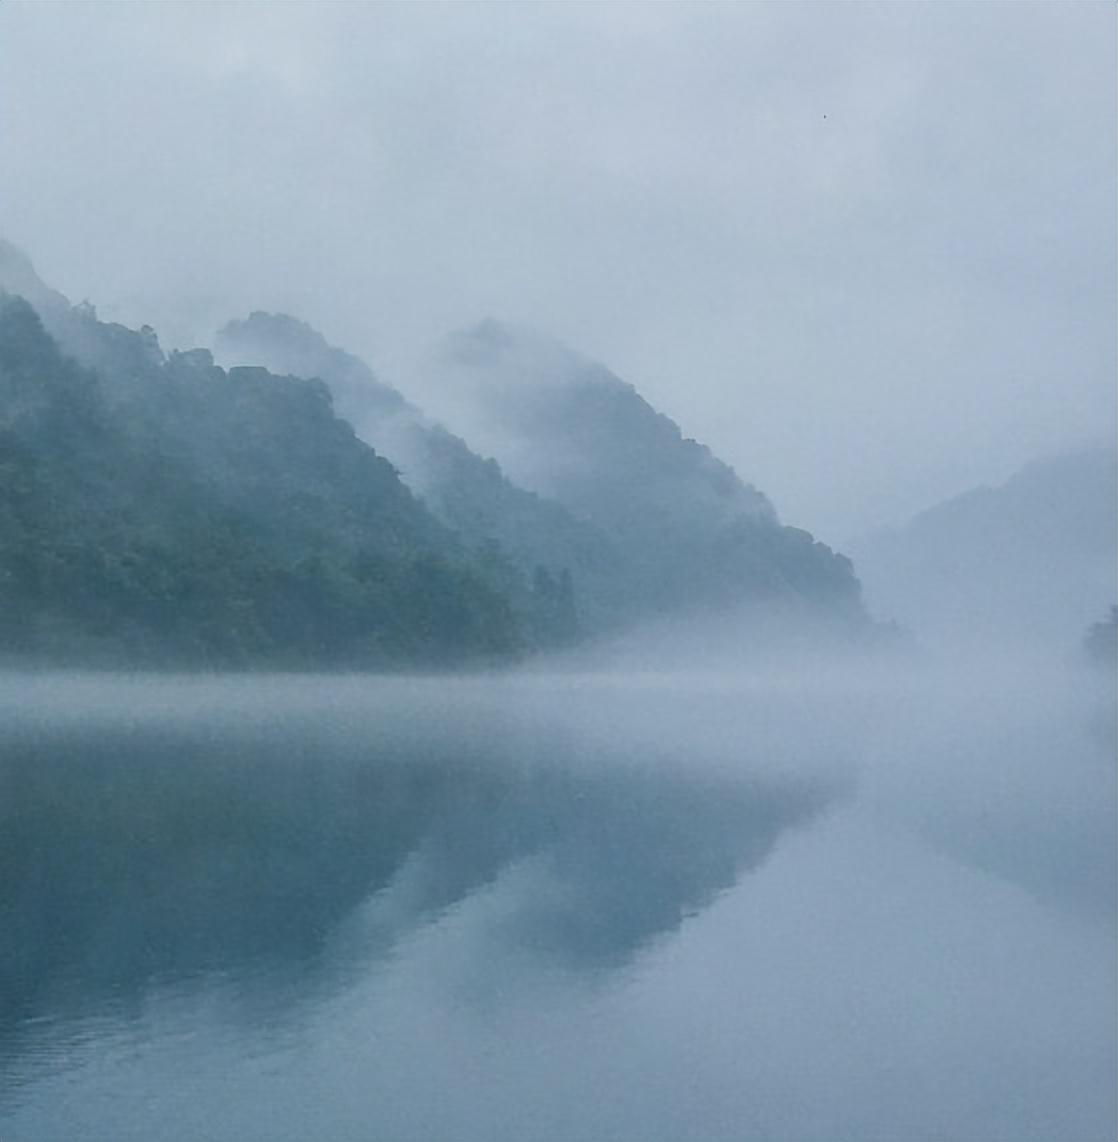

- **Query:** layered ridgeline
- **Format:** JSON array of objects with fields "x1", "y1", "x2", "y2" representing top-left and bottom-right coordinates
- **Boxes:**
[
  {"x1": 421, "y1": 321, "x2": 865, "y2": 623},
  {"x1": 0, "y1": 237, "x2": 867, "y2": 668},
  {"x1": 217, "y1": 314, "x2": 867, "y2": 644},
  {"x1": 0, "y1": 244, "x2": 520, "y2": 666},
  {"x1": 214, "y1": 313, "x2": 623, "y2": 635},
  {"x1": 847, "y1": 446, "x2": 1118, "y2": 656}
]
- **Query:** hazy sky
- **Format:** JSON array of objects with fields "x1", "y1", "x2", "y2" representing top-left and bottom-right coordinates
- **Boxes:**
[{"x1": 0, "y1": 2, "x2": 1113, "y2": 537}]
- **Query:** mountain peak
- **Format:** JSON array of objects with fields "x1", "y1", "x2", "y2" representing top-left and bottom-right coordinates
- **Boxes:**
[
  {"x1": 439, "y1": 320, "x2": 610, "y2": 390},
  {"x1": 0, "y1": 239, "x2": 71, "y2": 315},
  {"x1": 214, "y1": 311, "x2": 407, "y2": 419}
]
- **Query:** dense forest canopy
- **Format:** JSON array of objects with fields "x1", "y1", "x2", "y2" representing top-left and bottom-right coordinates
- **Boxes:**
[
  {"x1": 218, "y1": 311, "x2": 869, "y2": 637},
  {"x1": 0, "y1": 294, "x2": 520, "y2": 666},
  {"x1": 1, "y1": 241, "x2": 873, "y2": 668}
]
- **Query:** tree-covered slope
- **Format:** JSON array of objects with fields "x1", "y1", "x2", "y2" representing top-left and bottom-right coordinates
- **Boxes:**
[
  {"x1": 0, "y1": 239, "x2": 870, "y2": 667},
  {"x1": 0, "y1": 293, "x2": 519, "y2": 667},
  {"x1": 216, "y1": 312, "x2": 624, "y2": 634},
  {"x1": 219, "y1": 313, "x2": 867, "y2": 632},
  {"x1": 423, "y1": 320, "x2": 866, "y2": 621}
]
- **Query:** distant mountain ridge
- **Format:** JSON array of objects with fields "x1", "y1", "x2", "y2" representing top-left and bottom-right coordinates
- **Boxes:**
[
  {"x1": 432, "y1": 320, "x2": 775, "y2": 530},
  {"x1": 0, "y1": 238, "x2": 872, "y2": 667},
  {"x1": 848, "y1": 445, "x2": 1117, "y2": 654},
  {"x1": 218, "y1": 312, "x2": 869, "y2": 631},
  {"x1": 423, "y1": 320, "x2": 864, "y2": 619},
  {"x1": 215, "y1": 312, "x2": 624, "y2": 634},
  {"x1": 0, "y1": 252, "x2": 522, "y2": 666}
]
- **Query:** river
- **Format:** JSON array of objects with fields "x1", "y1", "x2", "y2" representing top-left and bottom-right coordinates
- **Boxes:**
[{"x1": 0, "y1": 665, "x2": 1113, "y2": 1141}]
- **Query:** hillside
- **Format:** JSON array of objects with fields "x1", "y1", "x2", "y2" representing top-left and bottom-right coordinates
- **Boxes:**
[
  {"x1": 847, "y1": 446, "x2": 1118, "y2": 655},
  {"x1": 0, "y1": 285, "x2": 520, "y2": 667},
  {"x1": 215, "y1": 313, "x2": 622, "y2": 635},
  {"x1": 0, "y1": 239, "x2": 872, "y2": 668},
  {"x1": 219, "y1": 313, "x2": 868, "y2": 634},
  {"x1": 422, "y1": 321, "x2": 866, "y2": 621}
]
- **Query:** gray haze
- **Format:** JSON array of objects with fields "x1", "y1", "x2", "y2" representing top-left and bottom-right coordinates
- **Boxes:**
[
  {"x1": 848, "y1": 443, "x2": 1118, "y2": 656},
  {"x1": 1, "y1": 665, "x2": 1114, "y2": 1141},
  {"x1": 1, "y1": 2, "x2": 1113, "y2": 537},
  {"x1": 2, "y1": 9, "x2": 1114, "y2": 1135}
]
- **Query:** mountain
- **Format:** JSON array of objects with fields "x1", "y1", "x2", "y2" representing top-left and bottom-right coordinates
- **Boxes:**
[
  {"x1": 847, "y1": 446, "x2": 1118, "y2": 655},
  {"x1": 0, "y1": 241, "x2": 72, "y2": 317},
  {"x1": 0, "y1": 256, "x2": 521, "y2": 667},
  {"x1": 215, "y1": 313, "x2": 622, "y2": 636},
  {"x1": 218, "y1": 314, "x2": 869, "y2": 638},
  {"x1": 1, "y1": 239, "x2": 869, "y2": 668},
  {"x1": 421, "y1": 320, "x2": 867, "y2": 623},
  {"x1": 213, "y1": 310, "x2": 409, "y2": 422}
]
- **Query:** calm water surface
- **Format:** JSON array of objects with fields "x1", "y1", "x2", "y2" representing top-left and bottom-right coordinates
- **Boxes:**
[{"x1": 0, "y1": 668, "x2": 1113, "y2": 1141}]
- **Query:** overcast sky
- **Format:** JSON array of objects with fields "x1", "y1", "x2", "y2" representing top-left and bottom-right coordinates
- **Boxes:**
[{"x1": 0, "y1": 2, "x2": 1113, "y2": 537}]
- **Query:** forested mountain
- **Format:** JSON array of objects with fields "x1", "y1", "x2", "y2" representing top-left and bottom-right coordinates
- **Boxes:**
[
  {"x1": 847, "y1": 446, "x2": 1118, "y2": 655},
  {"x1": 214, "y1": 311, "x2": 410, "y2": 421},
  {"x1": 422, "y1": 320, "x2": 866, "y2": 620},
  {"x1": 218, "y1": 313, "x2": 867, "y2": 633},
  {"x1": 215, "y1": 313, "x2": 621, "y2": 634},
  {"x1": 0, "y1": 239, "x2": 870, "y2": 668},
  {"x1": 0, "y1": 280, "x2": 521, "y2": 667}
]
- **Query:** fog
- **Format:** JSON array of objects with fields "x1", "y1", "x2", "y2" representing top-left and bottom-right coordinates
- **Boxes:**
[
  {"x1": 1, "y1": 660, "x2": 1113, "y2": 1141},
  {"x1": 1, "y1": 2, "x2": 1113, "y2": 535},
  {"x1": 848, "y1": 443, "x2": 1118, "y2": 658},
  {"x1": 0, "y1": 5, "x2": 1114, "y2": 1138}
]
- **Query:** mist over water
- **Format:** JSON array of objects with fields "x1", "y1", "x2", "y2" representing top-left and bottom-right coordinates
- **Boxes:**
[
  {"x1": 1, "y1": 660, "x2": 1112, "y2": 1142},
  {"x1": 0, "y1": 4, "x2": 1113, "y2": 1138}
]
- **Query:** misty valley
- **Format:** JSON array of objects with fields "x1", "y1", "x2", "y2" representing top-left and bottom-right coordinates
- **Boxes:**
[{"x1": 0, "y1": 230, "x2": 1114, "y2": 1142}]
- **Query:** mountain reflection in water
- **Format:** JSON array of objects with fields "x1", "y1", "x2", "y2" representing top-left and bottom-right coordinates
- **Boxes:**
[
  {"x1": 1, "y1": 669, "x2": 1111, "y2": 1142},
  {"x1": 0, "y1": 675, "x2": 835, "y2": 1045}
]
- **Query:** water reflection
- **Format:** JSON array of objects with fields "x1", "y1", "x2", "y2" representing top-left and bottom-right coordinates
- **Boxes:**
[
  {"x1": 0, "y1": 681, "x2": 835, "y2": 1051},
  {"x1": 0, "y1": 672, "x2": 1112, "y2": 1142}
]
